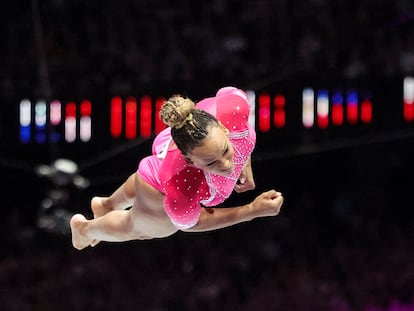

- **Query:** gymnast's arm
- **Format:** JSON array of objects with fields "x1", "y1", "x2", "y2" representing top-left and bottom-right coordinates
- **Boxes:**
[
  {"x1": 234, "y1": 156, "x2": 255, "y2": 193},
  {"x1": 182, "y1": 189, "x2": 283, "y2": 232}
]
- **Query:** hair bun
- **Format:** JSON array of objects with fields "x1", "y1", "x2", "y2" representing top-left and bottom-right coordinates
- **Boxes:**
[{"x1": 160, "y1": 95, "x2": 196, "y2": 128}]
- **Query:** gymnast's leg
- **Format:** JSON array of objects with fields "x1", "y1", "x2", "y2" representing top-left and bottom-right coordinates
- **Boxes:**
[{"x1": 70, "y1": 208, "x2": 143, "y2": 250}]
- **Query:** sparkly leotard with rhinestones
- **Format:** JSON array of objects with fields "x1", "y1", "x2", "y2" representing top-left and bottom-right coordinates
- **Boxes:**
[{"x1": 137, "y1": 87, "x2": 256, "y2": 230}]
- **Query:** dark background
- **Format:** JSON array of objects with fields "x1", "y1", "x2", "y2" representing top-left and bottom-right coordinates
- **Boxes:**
[{"x1": 0, "y1": 1, "x2": 414, "y2": 310}]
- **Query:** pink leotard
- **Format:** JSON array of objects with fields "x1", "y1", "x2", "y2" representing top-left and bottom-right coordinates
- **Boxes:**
[{"x1": 138, "y1": 87, "x2": 256, "y2": 230}]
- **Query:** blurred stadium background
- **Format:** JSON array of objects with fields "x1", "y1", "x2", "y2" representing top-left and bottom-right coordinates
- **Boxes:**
[{"x1": 0, "y1": 1, "x2": 414, "y2": 310}]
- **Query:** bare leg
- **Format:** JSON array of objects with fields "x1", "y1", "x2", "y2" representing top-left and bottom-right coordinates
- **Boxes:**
[
  {"x1": 80, "y1": 180, "x2": 135, "y2": 247},
  {"x1": 89, "y1": 173, "x2": 136, "y2": 219},
  {"x1": 91, "y1": 196, "x2": 113, "y2": 218},
  {"x1": 70, "y1": 209, "x2": 140, "y2": 250},
  {"x1": 84, "y1": 197, "x2": 111, "y2": 247},
  {"x1": 70, "y1": 174, "x2": 175, "y2": 250}
]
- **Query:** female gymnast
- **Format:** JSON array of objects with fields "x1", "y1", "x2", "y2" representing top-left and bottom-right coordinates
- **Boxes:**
[{"x1": 70, "y1": 86, "x2": 284, "y2": 250}]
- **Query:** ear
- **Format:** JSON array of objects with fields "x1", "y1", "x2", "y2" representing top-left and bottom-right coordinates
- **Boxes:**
[{"x1": 218, "y1": 121, "x2": 229, "y2": 134}]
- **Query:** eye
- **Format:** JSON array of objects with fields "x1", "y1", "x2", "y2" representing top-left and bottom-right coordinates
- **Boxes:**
[{"x1": 207, "y1": 160, "x2": 217, "y2": 167}]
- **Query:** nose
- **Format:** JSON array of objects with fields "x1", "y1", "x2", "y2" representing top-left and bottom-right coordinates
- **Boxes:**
[{"x1": 220, "y1": 158, "x2": 232, "y2": 170}]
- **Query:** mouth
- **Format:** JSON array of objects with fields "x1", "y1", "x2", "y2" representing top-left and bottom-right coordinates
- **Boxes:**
[{"x1": 221, "y1": 166, "x2": 234, "y2": 176}]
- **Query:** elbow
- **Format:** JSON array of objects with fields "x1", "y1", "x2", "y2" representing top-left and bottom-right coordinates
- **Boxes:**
[{"x1": 181, "y1": 208, "x2": 213, "y2": 232}]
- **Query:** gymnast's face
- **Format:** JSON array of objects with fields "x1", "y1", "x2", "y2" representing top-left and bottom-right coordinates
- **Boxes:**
[{"x1": 186, "y1": 124, "x2": 234, "y2": 176}]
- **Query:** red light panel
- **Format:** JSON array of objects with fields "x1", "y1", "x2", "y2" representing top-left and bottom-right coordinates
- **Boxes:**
[
  {"x1": 140, "y1": 95, "x2": 152, "y2": 138},
  {"x1": 404, "y1": 102, "x2": 414, "y2": 122},
  {"x1": 111, "y1": 96, "x2": 122, "y2": 138},
  {"x1": 360, "y1": 99, "x2": 372, "y2": 124},
  {"x1": 332, "y1": 105, "x2": 343, "y2": 126},
  {"x1": 80, "y1": 99, "x2": 92, "y2": 116},
  {"x1": 258, "y1": 93, "x2": 271, "y2": 132},
  {"x1": 273, "y1": 94, "x2": 285, "y2": 128},
  {"x1": 125, "y1": 97, "x2": 137, "y2": 140}
]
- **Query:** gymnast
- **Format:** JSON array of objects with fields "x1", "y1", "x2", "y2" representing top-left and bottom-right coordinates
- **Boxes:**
[{"x1": 70, "y1": 86, "x2": 284, "y2": 250}]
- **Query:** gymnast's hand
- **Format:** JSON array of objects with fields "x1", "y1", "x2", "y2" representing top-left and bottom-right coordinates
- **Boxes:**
[
  {"x1": 249, "y1": 190, "x2": 284, "y2": 218},
  {"x1": 234, "y1": 158, "x2": 255, "y2": 193}
]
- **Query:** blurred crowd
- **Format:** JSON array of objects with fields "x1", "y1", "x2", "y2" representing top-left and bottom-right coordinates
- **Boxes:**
[
  {"x1": 0, "y1": 221, "x2": 413, "y2": 311},
  {"x1": 1, "y1": 143, "x2": 413, "y2": 310},
  {"x1": 0, "y1": 0, "x2": 414, "y2": 310},
  {"x1": 1, "y1": 0, "x2": 414, "y2": 100}
]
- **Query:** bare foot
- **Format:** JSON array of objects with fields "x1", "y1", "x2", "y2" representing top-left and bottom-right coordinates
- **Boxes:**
[
  {"x1": 89, "y1": 197, "x2": 112, "y2": 247},
  {"x1": 70, "y1": 214, "x2": 95, "y2": 250}
]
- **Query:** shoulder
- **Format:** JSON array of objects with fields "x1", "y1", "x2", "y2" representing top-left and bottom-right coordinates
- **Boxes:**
[
  {"x1": 197, "y1": 86, "x2": 251, "y2": 132},
  {"x1": 217, "y1": 87, "x2": 250, "y2": 132}
]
